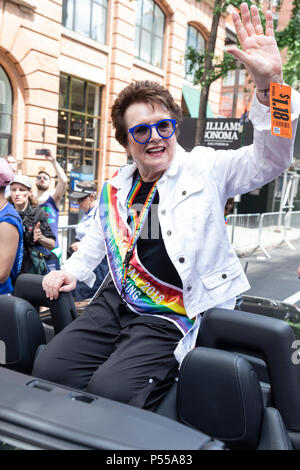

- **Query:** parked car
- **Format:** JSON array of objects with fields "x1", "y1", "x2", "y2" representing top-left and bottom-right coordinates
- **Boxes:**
[{"x1": 235, "y1": 294, "x2": 300, "y2": 339}]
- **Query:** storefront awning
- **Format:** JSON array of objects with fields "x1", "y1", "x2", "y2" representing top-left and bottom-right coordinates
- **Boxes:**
[{"x1": 182, "y1": 84, "x2": 214, "y2": 118}]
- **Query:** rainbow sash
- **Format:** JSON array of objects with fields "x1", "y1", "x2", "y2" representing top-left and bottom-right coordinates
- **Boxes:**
[{"x1": 99, "y1": 181, "x2": 194, "y2": 334}]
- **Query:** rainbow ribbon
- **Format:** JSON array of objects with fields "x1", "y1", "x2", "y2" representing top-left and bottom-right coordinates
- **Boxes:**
[{"x1": 121, "y1": 175, "x2": 159, "y2": 297}]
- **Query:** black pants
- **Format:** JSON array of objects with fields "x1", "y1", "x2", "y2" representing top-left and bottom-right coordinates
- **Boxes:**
[{"x1": 32, "y1": 281, "x2": 183, "y2": 411}]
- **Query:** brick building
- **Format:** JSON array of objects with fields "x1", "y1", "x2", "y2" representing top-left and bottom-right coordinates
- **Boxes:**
[{"x1": 0, "y1": 0, "x2": 228, "y2": 211}]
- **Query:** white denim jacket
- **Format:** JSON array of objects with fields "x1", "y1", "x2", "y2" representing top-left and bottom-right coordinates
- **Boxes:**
[{"x1": 63, "y1": 90, "x2": 300, "y2": 363}]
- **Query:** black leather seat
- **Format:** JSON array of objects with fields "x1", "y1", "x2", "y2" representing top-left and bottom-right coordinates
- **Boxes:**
[
  {"x1": 198, "y1": 307, "x2": 300, "y2": 443},
  {"x1": 0, "y1": 295, "x2": 46, "y2": 374},
  {"x1": 177, "y1": 347, "x2": 292, "y2": 450},
  {"x1": 0, "y1": 274, "x2": 78, "y2": 374},
  {"x1": 0, "y1": 275, "x2": 298, "y2": 449}
]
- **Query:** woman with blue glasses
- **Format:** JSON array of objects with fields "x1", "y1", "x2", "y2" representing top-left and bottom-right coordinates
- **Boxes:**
[
  {"x1": 34, "y1": 4, "x2": 300, "y2": 412},
  {"x1": 128, "y1": 119, "x2": 177, "y2": 144}
]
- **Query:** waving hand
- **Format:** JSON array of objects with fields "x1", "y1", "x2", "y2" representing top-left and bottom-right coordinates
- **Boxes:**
[{"x1": 227, "y1": 3, "x2": 282, "y2": 93}]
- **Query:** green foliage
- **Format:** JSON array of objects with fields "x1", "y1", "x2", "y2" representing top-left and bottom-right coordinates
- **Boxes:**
[
  {"x1": 190, "y1": 0, "x2": 300, "y2": 142},
  {"x1": 189, "y1": 0, "x2": 264, "y2": 89},
  {"x1": 282, "y1": 45, "x2": 300, "y2": 90},
  {"x1": 276, "y1": 0, "x2": 300, "y2": 49},
  {"x1": 276, "y1": 0, "x2": 300, "y2": 88},
  {"x1": 195, "y1": 0, "x2": 256, "y2": 14},
  {"x1": 186, "y1": 48, "x2": 237, "y2": 88},
  {"x1": 190, "y1": 0, "x2": 300, "y2": 89}
]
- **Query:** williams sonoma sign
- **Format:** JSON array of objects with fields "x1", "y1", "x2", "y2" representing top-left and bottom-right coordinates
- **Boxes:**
[
  {"x1": 204, "y1": 118, "x2": 240, "y2": 150},
  {"x1": 178, "y1": 116, "x2": 253, "y2": 152}
]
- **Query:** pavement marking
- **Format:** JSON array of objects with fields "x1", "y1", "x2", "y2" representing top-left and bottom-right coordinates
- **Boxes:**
[{"x1": 283, "y1": 290, "x2": 300, "y2": 304}]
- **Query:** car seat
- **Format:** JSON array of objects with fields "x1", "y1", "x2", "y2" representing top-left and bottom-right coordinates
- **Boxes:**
[
  {"x1": 197, "y1": 307, "x2": 300, "y2": 449},
  {"x1": 0, "y1": 295, "x2": 46, "y2": 375},
  {"x1": 177, "y1": 346, "x2": 292, "y2": 450},
  {"x1": 0, "y1": 274, "x2": 77, "y2": 375}
]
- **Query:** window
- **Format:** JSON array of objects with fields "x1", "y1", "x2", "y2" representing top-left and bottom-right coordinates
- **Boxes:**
[
  {"x1": 222, "y1": 70, "x2": 236, "y2": 87},
  {"x1": 222, "y1": 69, "x2": 246, "y2": 87},
  {"x1": 0, "y1": 66, "x2": 12, "y2": 157},
  {"x1": 185, "y1": 25, "x2": 206, "y2": 82},
  {"x1": 134, "y1": 0, "x2": 165, "y2": 68},
  {"x1": 62, "y1": 0, "x2": 108, "y2": 44},
  {"x1": 57, "y1": 75, "x2": 102, "y2": 211}
]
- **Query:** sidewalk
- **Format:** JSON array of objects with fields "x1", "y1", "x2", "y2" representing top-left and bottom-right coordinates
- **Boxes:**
[{"x1": 227, "y1": 224, "x2": 300, "y2": 257}]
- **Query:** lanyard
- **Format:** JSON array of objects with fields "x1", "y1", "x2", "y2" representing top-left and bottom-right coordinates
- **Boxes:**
[{"x1": 121, "y1": 175, "x2": 159, "y2": 298}]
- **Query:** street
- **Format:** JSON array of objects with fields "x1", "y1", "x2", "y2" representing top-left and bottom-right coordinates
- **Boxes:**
[{"x1": 240, "y1": 240, "x2": 300, "y2": 305}]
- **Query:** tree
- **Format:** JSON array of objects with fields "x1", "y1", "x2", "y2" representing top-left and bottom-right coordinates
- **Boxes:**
[{"x1": 186, "y1": 0, "x2": 300, "y2": 145}]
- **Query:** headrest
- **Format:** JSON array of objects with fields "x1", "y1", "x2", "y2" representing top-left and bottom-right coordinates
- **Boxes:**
[
  {"x1": 177, "y1": 347, "x2": 264, "y2": 450},
  {"x1": 0, "y1": 295, "x2": 46, "y2": 374}
]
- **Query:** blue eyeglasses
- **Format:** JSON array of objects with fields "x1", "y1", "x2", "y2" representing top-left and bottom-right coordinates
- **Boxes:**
[{"x1": 128, "y1": 119, "x2": 176, "y2": 144}]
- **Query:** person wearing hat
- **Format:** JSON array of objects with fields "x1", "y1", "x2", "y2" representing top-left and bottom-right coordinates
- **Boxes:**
[
  {"x1": 69, "y1": 181, "x2": 98, "y2": 253},
  {"x1": 0, "y1": 158, "x2": 23, "y2": 294},
  {"x1": 68, "y1": 181, "x2": 108, "y2": 300},
  {"x1": 9, "y1": 174, "x2": 57, "y2": 275}
]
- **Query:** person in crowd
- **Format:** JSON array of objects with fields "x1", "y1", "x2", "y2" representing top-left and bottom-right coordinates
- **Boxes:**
[
  {"x1": 4, "y1": 155, "x2": 18, "y2": 198},
  {"x1": 68, "y1": 181, "x2": 99, "y2": 255},
  {"x1": 33, "y1": 5, "x2": 300, "y2": 411},
  {"x1": 68, "y1": 180, "x2": 108, "y2": 301},
  {"x1": 9, "y1": 175, "x2": 56, "y2": 275},
  {"x1": 0, "y1": 158, "x2": 23, "y2": 294},
  {"x1": 35, "y1": 150, "x2": 67, "y2": 251},
  {"x1": 224, "y1": 197, "x2": 234, "y2": 224},
  {"x1": 5, "y1": 155, "x2": 18, "y2": 174}
]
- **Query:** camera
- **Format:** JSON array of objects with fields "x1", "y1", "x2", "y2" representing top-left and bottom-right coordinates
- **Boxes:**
[{"x1": 36, "y1": 149, "x2": 50, "y2": 156}]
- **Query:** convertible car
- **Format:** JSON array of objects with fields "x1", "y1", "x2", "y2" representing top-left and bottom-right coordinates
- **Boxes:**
[{"x1": 0, "y1": 274, "x2": 299, "y2": 451}]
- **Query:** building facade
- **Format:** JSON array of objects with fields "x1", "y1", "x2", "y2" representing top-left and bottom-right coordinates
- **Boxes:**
[{"x1": 0, "y1": 0, "x2": 227, "y2": 211}]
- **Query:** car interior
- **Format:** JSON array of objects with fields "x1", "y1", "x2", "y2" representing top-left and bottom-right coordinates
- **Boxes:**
[{"x1": 0, "y1": 273, "x2": 299, "y2": 450}]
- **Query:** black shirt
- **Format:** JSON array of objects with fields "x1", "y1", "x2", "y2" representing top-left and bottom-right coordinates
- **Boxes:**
[{"x1": 128, "y1": 177, "x2": 182, "y2": 290}]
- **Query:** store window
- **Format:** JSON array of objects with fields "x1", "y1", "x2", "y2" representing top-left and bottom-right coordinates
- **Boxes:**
[
  {"x1": 222, "y1": 69, "x2": 246, "y2": 88},
  {"x1": 134, "y1": 0, "x2": 165, "y2": 68},
  {"x1": 57, "y1": 75, "x2": 101, "y2": 211},
  {"x1": 185, "y1": 25, "x2": 206, "y2": 82},
  {"x1": 0, "y1": 66, "x2": 12, "y2": 157},
  {"x1": 62, "y1": 0, "x2": 108, "y2": 44}
]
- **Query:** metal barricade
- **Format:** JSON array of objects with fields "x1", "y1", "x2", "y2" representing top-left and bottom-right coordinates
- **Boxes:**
[
  {"x1": 57, "y1": 225, "x2": 77, "y2": 264},
  {"x1": 226, "y1": 213, "x2": 261, "y2": 256},
  {"x1": 258, "y1": 212, "x2": 286, "y2": 258},
  {"x1": 58, "y1": 211, "x2": 300, "y2": 265},
  {"x1": 284, "y1": 211, "x2": 300, "y2": 249}
]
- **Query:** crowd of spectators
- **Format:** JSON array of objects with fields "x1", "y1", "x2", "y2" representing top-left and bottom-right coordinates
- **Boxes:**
[{"x1": 0, "y1": 151, "x2": 107, "y2": 300}]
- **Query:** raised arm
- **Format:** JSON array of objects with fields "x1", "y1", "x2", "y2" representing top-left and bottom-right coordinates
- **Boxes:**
[
  {"x1": 45, "y1": 150, "x2": 68, "y2": 207},
  {"x1": 203, "y1": 2, "x2": 300, "y2": 200},
  {"x1": 227, "y1": 3, "x2": 282, "y2": 106}
]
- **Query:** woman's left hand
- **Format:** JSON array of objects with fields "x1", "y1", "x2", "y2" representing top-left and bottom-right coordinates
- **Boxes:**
[{"x1": 227, "y1": 2, "x2": 282, "y2": 90}]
